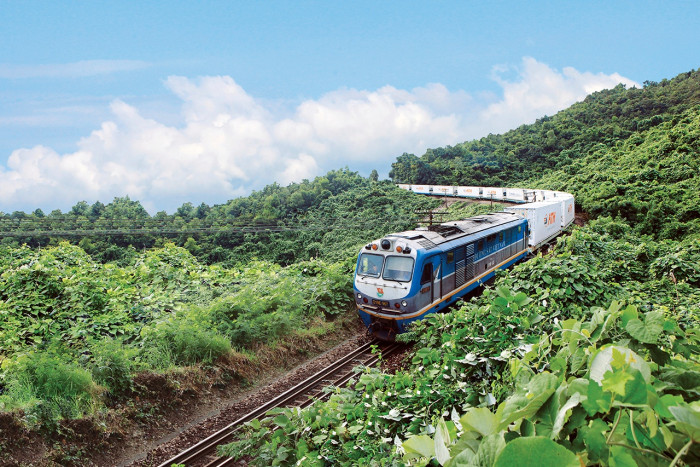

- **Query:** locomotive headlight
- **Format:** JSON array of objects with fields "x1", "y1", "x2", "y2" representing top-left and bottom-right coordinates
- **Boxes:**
[
  {"x1": 357, "y1": 293, "x2": 362, "y2": 299},
  {"x1": 401, "y1": 300, "x2": 408, "y2": 307},
  {"x1": 380, "y1": 239, "x2": 391, "y2": 250}
]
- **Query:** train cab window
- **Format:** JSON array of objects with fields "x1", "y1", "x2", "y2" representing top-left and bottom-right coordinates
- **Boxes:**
[
  {"x1": 358, "y1": 253, "x2": 383, "y2": 277},
  {"x1": 383, "y1": 256, "x2": 414, "y2": 282},
  {"x1": 447, "y1": 251, "x2": 454, "y2": 264},
  {"x1": 420, "y1": 263, "x2": 433, "y2": 285}
]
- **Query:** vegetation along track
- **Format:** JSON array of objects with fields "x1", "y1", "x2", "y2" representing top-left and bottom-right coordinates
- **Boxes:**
[{"x1": 159, "y1": 339, "x2": 404, "y2": 467}]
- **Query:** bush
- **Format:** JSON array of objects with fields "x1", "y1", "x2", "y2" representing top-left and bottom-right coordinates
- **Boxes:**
[
  {"x1": 0, "y1": 353, "x2": 98, "y2": 421},
  {"x1": 139, "y1": 309, "x2": 232, "y2": 367},
  {"x1": 87, "y1": 339, "x2": 139, "y2": 396}
]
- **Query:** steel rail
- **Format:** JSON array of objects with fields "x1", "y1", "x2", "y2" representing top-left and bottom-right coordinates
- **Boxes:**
[
  {"x1": 158, "y1": 339, "x2": 402, "y2": 467},
  {"x1": 200, "y1": 342, "x2": 404, "y2": 467}
]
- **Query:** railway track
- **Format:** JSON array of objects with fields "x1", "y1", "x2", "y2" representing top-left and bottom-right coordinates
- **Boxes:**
[{"x1": 158, "y1": 339, "x2": 404, "y2": 467}]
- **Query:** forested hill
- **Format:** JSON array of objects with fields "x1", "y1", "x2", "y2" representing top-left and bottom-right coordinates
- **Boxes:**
[{"x1": 389, "y1": 68, "x2": 700, "y2": 190}]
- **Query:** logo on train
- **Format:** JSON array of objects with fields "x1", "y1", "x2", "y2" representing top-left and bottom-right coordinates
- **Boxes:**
[
  {"x1": 543, "y1": 212, "x2": 556, "y2": 225},
  {"x1": 377, "y1": 287, "x2": 384, "y2": 297}
]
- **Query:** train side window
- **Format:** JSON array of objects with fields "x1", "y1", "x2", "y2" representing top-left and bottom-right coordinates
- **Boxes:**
[
  {"x1": 499, "y1": 232, "x2": 504, "y2": 242},
  {"x1": 420, "y1": 263, "x2": 433, "y2": 285},
  {"x1": 447, "y1": 251, "x2": 454, "y2": 264},
  {"x1": 478, "y1": 240, "x2": 484, "y2": 251}
]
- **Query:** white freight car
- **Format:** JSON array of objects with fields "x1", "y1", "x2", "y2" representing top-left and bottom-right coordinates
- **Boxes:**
[
  {"x1": 482, "y1": 187, "x2": 506, "y2": 200},
  {"x1": 456, "y1": 186, "x2": 481, "y2": 198},
  {"x1": 411, "y1": 185, "x2": 431, "y2": 195},
  {"x1": 505, "y1": 201, "x2": 563, "y2": 249},
  {"x1": 432, "y1": 185, "x2": 455, "y2": 196},
  {"x1": 504, "y1": 188, "x2": 528, "y2": 203}
]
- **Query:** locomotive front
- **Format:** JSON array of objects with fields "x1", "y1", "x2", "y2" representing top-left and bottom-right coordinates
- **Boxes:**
[{"x1": 353, "y1": 236, "x2": 420, "y2": 340}]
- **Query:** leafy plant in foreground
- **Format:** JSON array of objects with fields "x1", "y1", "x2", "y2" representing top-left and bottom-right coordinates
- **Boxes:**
[{"x1": 403, "y1": 301, "x2": 700, "y2": 466}]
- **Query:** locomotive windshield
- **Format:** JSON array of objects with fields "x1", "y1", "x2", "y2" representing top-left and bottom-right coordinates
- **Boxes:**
[
  {"x1": 358, "y1": 253, "x2": 383, "y2": 277},
  {"x1": 383, "y1": 256, "x2": 414, "y2": 282}
]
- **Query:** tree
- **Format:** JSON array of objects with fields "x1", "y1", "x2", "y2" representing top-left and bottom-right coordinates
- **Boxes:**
[
  {"x1": 176, "y1": 202, "x2": 195, "y2": 220},
  {"x1": 70, "y1": 201, "x2": 90, "y2": 217},
  {"x1": 369, "y1": 169, "x2": 379, "y2": 182}
]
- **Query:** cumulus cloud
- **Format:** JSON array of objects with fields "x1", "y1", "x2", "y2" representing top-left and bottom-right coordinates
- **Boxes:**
[
  {"x1": 480, "y1": 57, "x2": 639, "y2": 134},
  {"x1": 0, "y1": 58, "x2": 639, "y2": 212}
]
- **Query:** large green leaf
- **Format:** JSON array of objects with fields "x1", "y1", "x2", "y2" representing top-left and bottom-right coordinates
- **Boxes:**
[
  {"x1": 582, "y1": 379, "x2": 612, "y2": 416},
  {"x1": 668, "y1": 404, "x2": 700, "y2": 442},
  {"x1": 460, "y1": 407, "x2": 499, "y2": 437},
  {"x1": 589, "y1": 345, "x2": 651, "y2": 384},
  {"x1": 435, "y1": 418, "x2": 452, "y2": 465},
  {"x1": 498, "y1": 372, "x2": 559, "y2": 427},
  {"x1": 551, "y1": 392, "x2": 582, "y2": 438},
  {"x1": 625, "y1": 311, "x2": 664, "y2": 344},
  {"x1": 494, "y1": 437, "x2": 579, "y2": 467},
  {"x1": 469, "y1": 433, "x2": 506, "y2": 467},
  {"x1": 581, "y1": 418, "x2": 610, "y2": 463},
  {"x1": 402, "y1": 435, "x2": 435, "y2": 459}
]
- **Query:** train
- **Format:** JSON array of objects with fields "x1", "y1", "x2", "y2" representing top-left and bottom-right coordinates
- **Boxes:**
[{"x1": 353, "y1": 185, "x2": 575, "y2": 340}]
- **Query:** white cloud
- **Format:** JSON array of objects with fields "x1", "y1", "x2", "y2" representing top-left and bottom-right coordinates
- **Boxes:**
[
  {"x1": 0, "y1": 58, "x2": 639, "y2": 212},
  {"x1": 480, "y1": 57, "x2": 639, "y2": 134}
]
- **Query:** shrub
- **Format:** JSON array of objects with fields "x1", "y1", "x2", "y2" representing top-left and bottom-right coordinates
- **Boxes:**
[
  {"x1": 0, "y1": 353, "x2": 98, "y2": 421},
  {"x1": 87, "y1": 339, "x2": 139, "y2": 396},
  {"x1": 139, "y1": 309, "x2": 232, "y2": 367}
]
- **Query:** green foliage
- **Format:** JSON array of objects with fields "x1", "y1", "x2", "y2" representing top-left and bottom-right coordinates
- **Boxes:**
[
  {"x1": 140, "y1": 309, "x2": 232, "y2": 367},
  {"x1": 0, "y1": 242, "x2": 355, "y2": 425},
  {"x1": 535, "y1": 106, "x2": 700, "y2": 241},
  {"x1": 442, "y1": 200, "x2": 506, "y2": 223},
  {"x1": 208, "y1": 259, "x2": 353, "y2": 347},
  {"x1": 0, "y1": 352, "x2": 98, "y2": 424},
  {"x1": 404, "y1": 301, "x2": 700, "y2": 466},
  {"x1": 86, "y1": 338, "x2": 139, "y2": 395}
]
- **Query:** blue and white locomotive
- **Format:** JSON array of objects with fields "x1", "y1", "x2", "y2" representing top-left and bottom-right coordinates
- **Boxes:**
[{"x1": 354, "y1": 185, "x2": 575, "y2": 339}]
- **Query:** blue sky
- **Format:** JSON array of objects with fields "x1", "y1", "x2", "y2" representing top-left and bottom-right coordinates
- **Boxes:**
[{"x1": 1, "y1": 1, "x2": 698, "y2": 213}]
